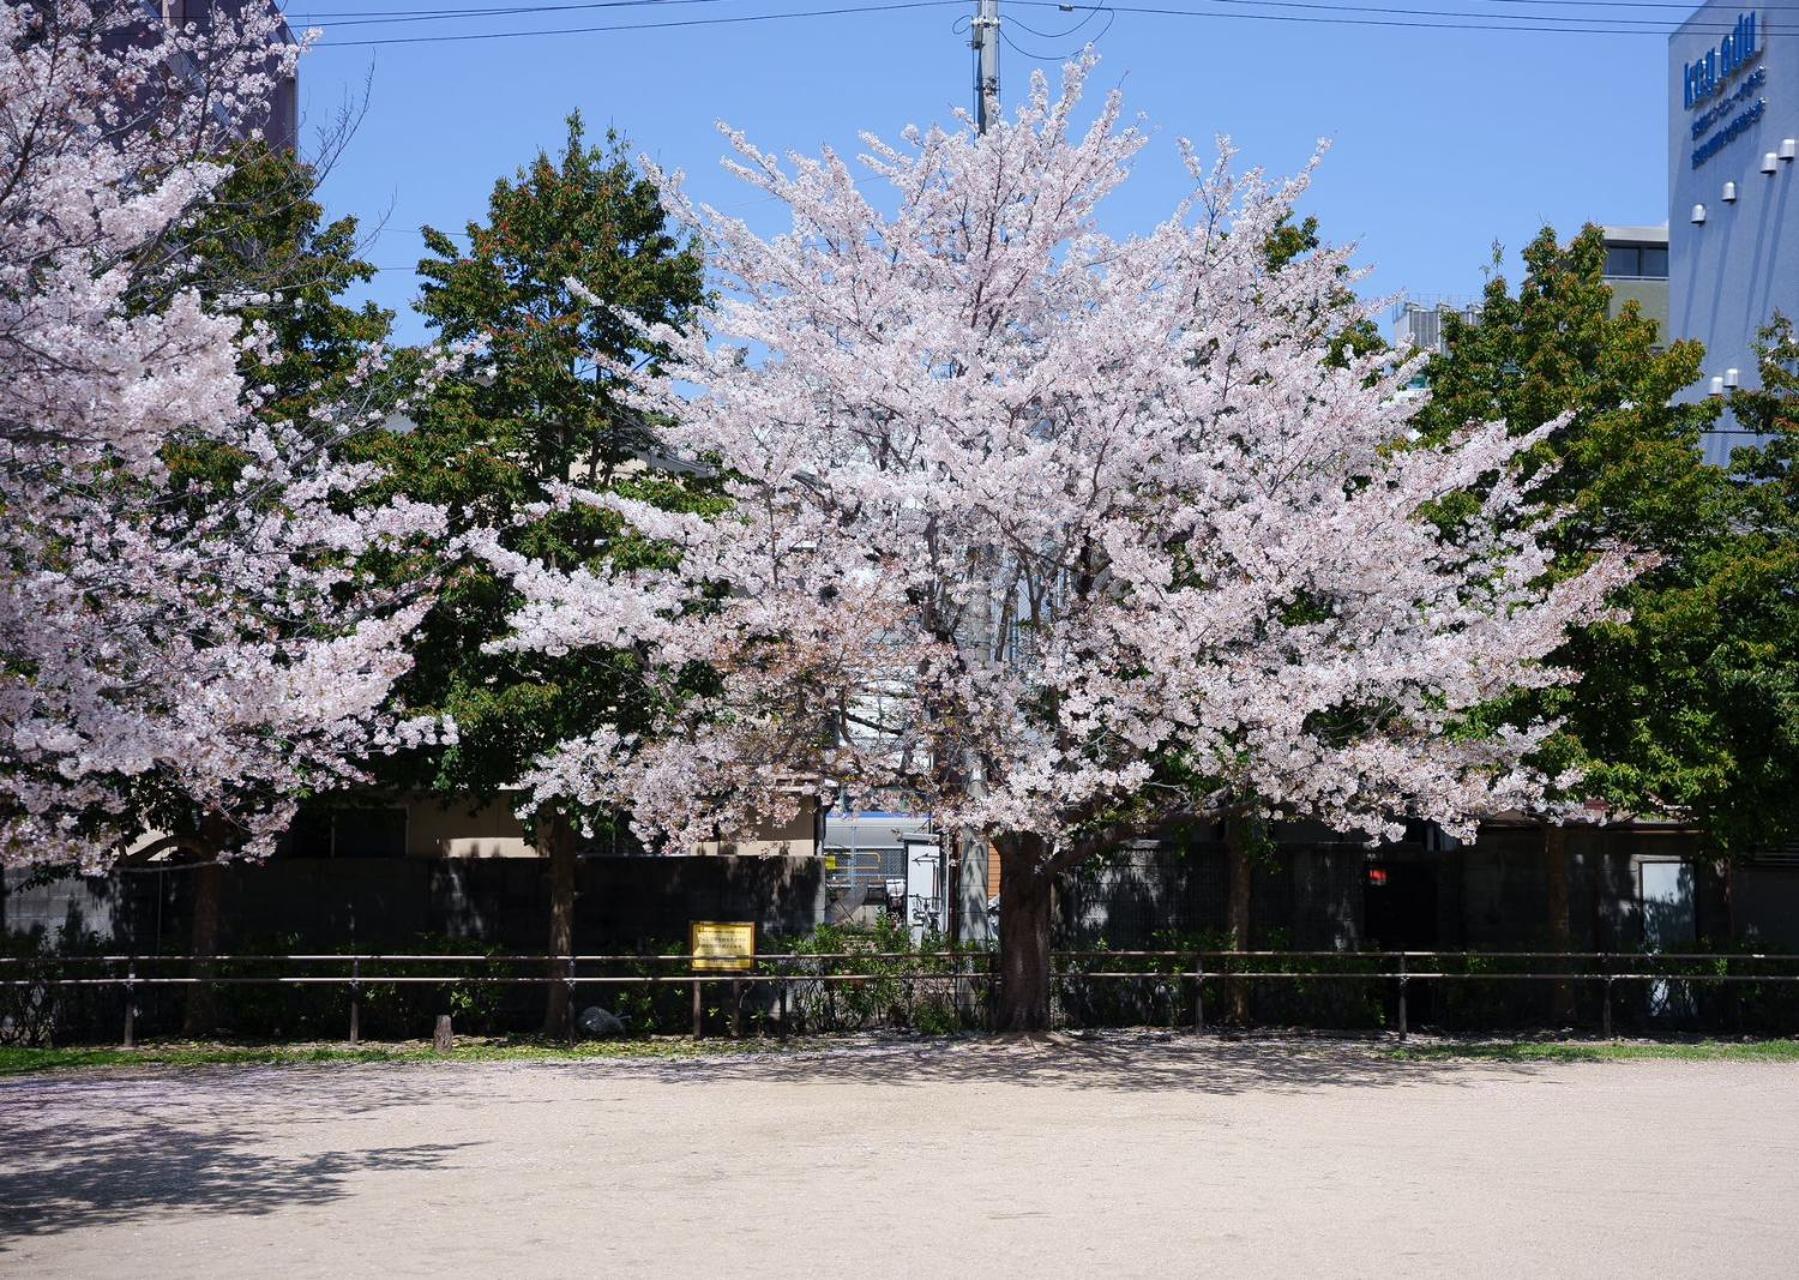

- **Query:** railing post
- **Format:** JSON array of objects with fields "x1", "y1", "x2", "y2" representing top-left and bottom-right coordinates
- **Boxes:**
[
  {"x1": 348, "y1": 956, "x2": 361, "y2": 1045},
  {"x1": 730, "y1": 977, "x2": 743, "y2": 1038},
  {"x1": 692, "y1": 978, "x2": 704, "y2": 1039},
  {"x1": 1193, "y1": 950, "x2": 1206, "y2": 1033},
  {"x1": 1396, "y1": 952, "x2": 1408, "y2": 1041},
  {"x1": 1603, "y1": 975, "x2": 1614, "y2": 1040},
  {"x1": 122, "y1": 956, "x2": 136, "y2": 1049},
  {"x1": 566, "y1": 952, "x2": 578, "y2": 1026}
]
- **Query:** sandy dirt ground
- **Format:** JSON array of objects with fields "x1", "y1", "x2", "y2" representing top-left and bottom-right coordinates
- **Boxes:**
[{"x1": 3, "y1": 1033, "x2": 1797, "y2": 1279}]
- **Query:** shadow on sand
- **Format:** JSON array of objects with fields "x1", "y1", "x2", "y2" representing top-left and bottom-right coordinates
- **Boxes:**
[
  {"x1": 0, "y1": 1084, "x2": 470, "y2": 1245},
  {"x1": 616, "y1": 1028, "x2": 1545, "y2": 1096},
  {"x1": 0, "y1": 1031, "x2": 1534, "y2": 1245}
]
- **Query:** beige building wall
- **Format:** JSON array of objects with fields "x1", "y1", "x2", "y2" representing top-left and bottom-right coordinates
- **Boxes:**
[
  {"x1": 695, "y1": 802, "x2": 820, "y2": 859},
  {"x1": 405, "y1": 795, "x2": 535, "y2": 859},
  {"x1": 402, "y1": 792, "x2": 822, "y2": 860}
]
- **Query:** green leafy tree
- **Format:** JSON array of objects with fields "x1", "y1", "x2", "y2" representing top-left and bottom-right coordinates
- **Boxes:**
[
  {"x1": 1415, "y1": 226, "x2": 1799, "y2": 958},
  {"x1": 1695, "y1": 318, "x2": 1799, "y2": 855},
  {"x1": 358, "y1": 114, "x2": 707, "y2": 1036}
]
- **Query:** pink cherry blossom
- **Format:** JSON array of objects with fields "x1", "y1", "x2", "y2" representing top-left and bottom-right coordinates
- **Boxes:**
[
  {"x1": 0, "y1": 4, "x2": 452, "y2": 869},
  {"x1": 486, "y1": 58, "x2": 1640, "y2": 879}
]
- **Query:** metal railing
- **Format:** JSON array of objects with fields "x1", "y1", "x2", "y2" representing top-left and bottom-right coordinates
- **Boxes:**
[{"x1": 6, "y1": 949, "x2": 1799, "y2": 1045}]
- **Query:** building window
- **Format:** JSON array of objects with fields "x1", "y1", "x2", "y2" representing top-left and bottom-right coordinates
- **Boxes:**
[
  {"x1": 1604, "y1": 244, "x2": 1668, "y2": 280},
  {"x1": 283, "y1": 805, "x2": 407, "y2": 858}
]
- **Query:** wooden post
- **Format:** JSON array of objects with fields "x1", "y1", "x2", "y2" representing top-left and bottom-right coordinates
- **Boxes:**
[
  {"x1": 1603, "y1": 975, "x2": 1614, "y2": 1039},
  {"x1": 122, "y1": 958, "x2": 136, "y2": 1049},
  {"x1": 730, "y1": 978, "x2": 743, "y2": 1038},
  {"x1": 1194, "y1": 951, "x2": 1206, "y2": 1033},
  {"x1": 692, "y1": 979, "x2": 704, "y2": 1039},
  {"x1": 433, "y1": 1014, "x2": 454, "y2": 1054},
  {"x1": 1396, "y1": 952, "x2": 1408, "y2": 1041},
  {"x1": 348, "y1": 957, "x2": 361, "y2": 1045}
]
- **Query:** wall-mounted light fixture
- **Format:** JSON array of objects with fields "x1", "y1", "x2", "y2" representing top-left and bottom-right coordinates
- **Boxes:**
[
  {"x1": 1763, "y1": 152, "x2": 1780, "y2": 174},
  {"x1": 1710, "y1": 376, "x2": 1726, "y2": 397},
  {"x1": 1723, "y1": 181, "x2": 1738, "y2": 203},
  {"x1": 1724, "y1": 368, "x2": 1741, "y2": 389},
  {"x1": 1781, "y1": 138, "x2": 1798, "y2": 163},
  {"x1": 1692, "y1": 203, "x2": 1708, "y2": 224}
]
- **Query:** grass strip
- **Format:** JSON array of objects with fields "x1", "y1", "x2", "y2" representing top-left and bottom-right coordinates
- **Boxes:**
[
  {"x1": 1388, "y1": 1039, "x2": 1799, "y2": 1063},
  {"x1": 0, "y1": 1037, "x2": 773, "y2": 1076}
]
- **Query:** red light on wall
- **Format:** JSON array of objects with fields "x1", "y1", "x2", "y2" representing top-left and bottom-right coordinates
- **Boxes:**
[{"x1": 1367, "y1": 867, "x2": 1389, "y2": 886}]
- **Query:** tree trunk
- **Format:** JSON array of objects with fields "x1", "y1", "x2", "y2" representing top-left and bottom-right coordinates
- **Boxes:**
[
  {"x1": 995, "y1": 835, "x2": 1052, "y2": 1032},
  {"x1": 182, "y1": 859, "x2": 223, "y2": 1038},
  {"x1": 1225, "y1": 817, "x2": 1255, "y2": 1024},
  {"x1": 542, "y1": 813, "x2": 577, "y2": 1040},
  {"x1": 1544, "y1": 823, "x2": 1574, "y2": 1025}
]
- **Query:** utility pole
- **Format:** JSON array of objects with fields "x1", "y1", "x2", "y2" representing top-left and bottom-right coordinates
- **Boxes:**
[
  {"x1": 971, "y1": 0, "x2": 1001, "y2": 133},
  {"x1": 953, "y1": 0, "x2": 1001, "y2": 953}
]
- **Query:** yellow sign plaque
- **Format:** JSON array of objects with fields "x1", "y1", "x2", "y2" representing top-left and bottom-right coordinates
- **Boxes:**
[{"x1": 690, "y1": 921, "x2": 756, "y2": 972}]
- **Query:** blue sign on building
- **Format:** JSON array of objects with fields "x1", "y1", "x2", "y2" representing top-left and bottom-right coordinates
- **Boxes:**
[{"x1": 1683, "y1": 11, "x2": 1760, "y2": 108}]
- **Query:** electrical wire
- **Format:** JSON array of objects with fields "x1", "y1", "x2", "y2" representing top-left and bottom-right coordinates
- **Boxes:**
[
  {"x1": 1002, "y1": 3, "x2": 1115, "y2": 60},
  {"x1": 318, "y1": 0, "x2": 966, "y2": 46},
  {"x1": 289, "y1": 0, "x2": 737, "y2": 29},
  {"x1": 284, "y1": 0, "x2": 1799, "y2": 19},
  {"x1": 306, "y1": 0, "x2": 1791, "y2": 49},
  {"x1": 1007, "y1": 1, "x2": 1109, "y2": 41},
  {"x1": 1095, "y1": 0, "x2": 1764, "y2": 30},
  {"x1": 1009, "y1": 1, "x2": 1785, "y2": 36}
]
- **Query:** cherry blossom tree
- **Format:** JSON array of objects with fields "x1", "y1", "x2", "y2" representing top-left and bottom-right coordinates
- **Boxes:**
[
  {"x1": 485, "y1": 60, "x2": 1641, "y2": 1029},
  {"x1": 0, "y1": 3, "x2": 451, "y2": 870}
]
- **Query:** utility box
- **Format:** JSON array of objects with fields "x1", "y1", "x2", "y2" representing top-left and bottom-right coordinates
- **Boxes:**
[{"x1": 903, "y1": 835, "x2": 945, "y2": 945}]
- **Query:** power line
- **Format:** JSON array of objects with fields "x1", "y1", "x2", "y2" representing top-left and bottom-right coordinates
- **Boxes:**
[
  {"x1": 316, "y1": 0, "x2": 966, "y2": 46},
  {"x1": 285, "y1": 0, "x2": 1799, "y2": 17},
  {"x1": 1063, "y1": 0, "x2": 1768, "y2": 29},
  {"x1": 288, "y1": 1, "x2": 737, "y2": 29},
  {"x1": 1010, "y1": 1, "x2": 1791, "y2": 36},
  {"x1": 1473, "y1": 0, "x2": 1799, "y2": 9},
  {"x1": 304, "y1": 0, "x2": 1794, "y2": 48}
]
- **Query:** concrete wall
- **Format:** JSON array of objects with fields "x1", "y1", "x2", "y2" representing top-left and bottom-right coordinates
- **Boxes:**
[{"x1": 1668, "y1": 5, "x2": 1799, "y2": 463}]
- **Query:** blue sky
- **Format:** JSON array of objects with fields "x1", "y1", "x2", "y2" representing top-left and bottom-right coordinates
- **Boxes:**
[{"x1": 295, "y1": 2, "x2": 1679, "y2": 343}]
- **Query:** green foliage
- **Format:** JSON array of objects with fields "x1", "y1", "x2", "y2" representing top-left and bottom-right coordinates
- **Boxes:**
[
  {"x1": 162, "y1": 142, "x2": 396, "y2": 508},
  {"x1": 775, "y1": 916, "x2": 972, "y2": 1034},
  {"x1": 1262, "y1": 213, "x2": 1385, "y2": 369},
  {"x1": 195, "y1": 143, "x2": 394, "y2": 417},
  {"x1": 1, "y1": 920, "x2": 109, "y2": 1047},
  {"x1": 355, "y1": 114, "x2": 711, "y2": 836},
  {"x1": 1054, "y1": 928, "x2": 1389, "y2": 1031},
  {"x1": 1415, "y1": 226, "x2": 1799, "y2": 855}
]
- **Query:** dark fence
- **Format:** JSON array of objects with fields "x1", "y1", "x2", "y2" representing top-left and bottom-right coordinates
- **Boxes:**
[{"x1": 8, "y1": 949, "x2": 1799, "y2": 1045}]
